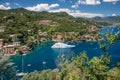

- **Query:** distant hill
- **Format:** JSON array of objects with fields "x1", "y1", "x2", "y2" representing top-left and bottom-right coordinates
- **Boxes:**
[{"x1": 90, "y1": 16, "x2": 120, "y2": 24}]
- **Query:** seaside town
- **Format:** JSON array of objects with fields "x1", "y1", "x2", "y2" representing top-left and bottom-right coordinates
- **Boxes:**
[
  {"x1": 0, "y1": 20, "x2": 103, "y2": 56},
  {"x1": 0, "y1": 2, "x2": 120, "y2": 79}
]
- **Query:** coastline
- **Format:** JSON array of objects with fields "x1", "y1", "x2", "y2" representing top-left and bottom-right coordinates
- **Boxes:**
[{"x1": 10, "y1": 40, "x2": 120, "y2": 73}]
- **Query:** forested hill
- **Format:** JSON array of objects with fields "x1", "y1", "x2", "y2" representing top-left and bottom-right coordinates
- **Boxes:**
[
  {"x1": 0, "y1": 8, "x2": 109, "y2": 43},
  {"x1": 0, "y1": 8, "x2": 109, "y2": 30}
]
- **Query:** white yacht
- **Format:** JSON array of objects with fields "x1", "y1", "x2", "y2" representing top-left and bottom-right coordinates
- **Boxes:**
[{"x1": 51, "y1": 42, "x2": 75, "y2": 48}]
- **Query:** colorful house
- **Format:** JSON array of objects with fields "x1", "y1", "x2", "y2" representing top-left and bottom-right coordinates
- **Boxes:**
[{"x1": 2, "y1": 45, "x2": 15, "y2": 55}]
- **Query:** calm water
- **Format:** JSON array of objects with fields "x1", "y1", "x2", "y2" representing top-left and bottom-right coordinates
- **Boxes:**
[
  {"x1": 10, "y1": 25, "x2": 120, "y2": 73},
  {"x1": 11, "y1": 41, "x2": 120, "y2": 73}
]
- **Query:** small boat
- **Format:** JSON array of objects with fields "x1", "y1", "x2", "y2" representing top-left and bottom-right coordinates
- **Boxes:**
[
  {"x1": 42, "y1": 61, "x2": 46, "y2": 64},
  {"x1": 16, "y1": 72, "x2": 28, "y2": 76},
  {"x1": 51, "y1": 42, "x2": 75, "y2": 48},
  {"x1": 27, "y1": 64, "x2": 31, "y2": 66}
]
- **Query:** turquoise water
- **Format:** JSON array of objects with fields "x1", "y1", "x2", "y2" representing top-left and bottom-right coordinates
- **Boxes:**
[
  {"x1": 11, "y1": 41, "x2": 120, "y2": 73},
  {"x1": 99, "y1": 26, "x2": 119, "y2": 34},
  {"x1": 11, "y1": 25, "x2": 120, "y2": 73}
]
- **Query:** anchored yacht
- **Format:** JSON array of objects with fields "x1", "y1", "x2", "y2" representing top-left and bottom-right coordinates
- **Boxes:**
[{"x1": 51, "y1": 42, "x2": 75, "y2": 48}]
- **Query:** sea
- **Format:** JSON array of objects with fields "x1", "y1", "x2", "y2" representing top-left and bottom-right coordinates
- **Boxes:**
[{"x1": 10, "y1": 25, "x2": 120, "y2": 73}]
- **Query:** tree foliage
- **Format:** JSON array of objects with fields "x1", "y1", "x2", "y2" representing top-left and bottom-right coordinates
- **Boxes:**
[
  {"x1": 0, "y1": 55, "x2": 16, "y2": 80},
  {"x1": 21, "y1": 34, "x2": 120, "y2": 80},
  {"x1": 0, "y1": 8, "x2": 110, "y2": 45}
]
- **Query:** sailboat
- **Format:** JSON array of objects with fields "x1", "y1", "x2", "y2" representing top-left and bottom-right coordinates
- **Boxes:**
[{"x1": 16, "y1": 55, "x2": 28, "y2": 76}]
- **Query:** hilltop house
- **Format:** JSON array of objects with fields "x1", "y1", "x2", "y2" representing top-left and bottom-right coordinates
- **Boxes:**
[
  {"x1": 0, "y1": 26, "x2": 6, "y2": 32},
  {"x1": 7, "y1": 19, "x2": 14, "y2": 23},
  {"x1": 9, "y1": 34, "x2": 18, "y2": 41},
  {"x1": 38, "y1": 20, "x2": 52, "y2": 26},
  {"x1": 20, "y1": 45, "x2": 29, "y2": 54}
]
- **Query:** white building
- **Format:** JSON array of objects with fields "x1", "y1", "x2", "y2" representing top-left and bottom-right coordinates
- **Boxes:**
[
  {"x1": 13, "y1": 42, "x2": 20, "y2": 47},
  {"x1": 2, "y1": 45, "x2": 15, "y2": 55},
  {"x1": 0, "y1": 26, "x2": 6, "y2": 32}
]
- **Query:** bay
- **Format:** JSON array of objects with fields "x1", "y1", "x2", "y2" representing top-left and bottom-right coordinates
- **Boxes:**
[
  {"x1": 10, "y1": 25, "x2": 120, "y2": 73},
  {"x1": 10, "y1": 41, "x2": 120, "y2": 73}
]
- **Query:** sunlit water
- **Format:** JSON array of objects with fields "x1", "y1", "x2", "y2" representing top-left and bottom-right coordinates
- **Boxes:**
[{"x1": 10, "y1": 25, "x2": 120, "y2": 73}]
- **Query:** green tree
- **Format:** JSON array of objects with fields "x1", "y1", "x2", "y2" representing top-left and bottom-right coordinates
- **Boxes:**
[{"x1": 0, "y1": 55, "x2": 16, "y2": 80}]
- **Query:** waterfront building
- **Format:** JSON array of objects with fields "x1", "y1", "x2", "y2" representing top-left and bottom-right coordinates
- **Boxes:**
[
  {"x1": 20, "y1": 46, "x2": 29, "y2": 54},
  {"x1": 2, "y1": 45, "x2": 15, "y2": 55},
  {"x1": 40, "y1": 37, "x2": 47, "y2": 42},
  {"x1": 77, "y1": 36, "x2": 86, "y2": 42},
  {"x1": 52, "y1": 34, "x2": 64, "y2": 42}
]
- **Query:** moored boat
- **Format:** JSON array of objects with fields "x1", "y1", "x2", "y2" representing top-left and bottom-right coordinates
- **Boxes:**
[{"x1": 51, "y1": 42, "x2": 75, "y2": 48}]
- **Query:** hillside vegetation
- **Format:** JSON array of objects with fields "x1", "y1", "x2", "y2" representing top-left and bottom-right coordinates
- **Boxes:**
[{"x1": 0, "y1": 8, "x2": 109, "y2": 45}]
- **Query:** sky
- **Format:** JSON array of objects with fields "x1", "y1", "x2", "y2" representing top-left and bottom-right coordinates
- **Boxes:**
[{"x1": 0, "y1": 0, "x2": 120, "y2": 18}]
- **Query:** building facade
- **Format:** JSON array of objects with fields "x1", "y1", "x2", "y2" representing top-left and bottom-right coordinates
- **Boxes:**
[
  {"x1": 2, "y1": 45, "x2": 15, "y2": 55},
  {"x1": 0, "y1": 26, "x2": 6, "y2": 32},
  {"x1": 0, "y1": 39, "x2": 3, "y2": 48}
]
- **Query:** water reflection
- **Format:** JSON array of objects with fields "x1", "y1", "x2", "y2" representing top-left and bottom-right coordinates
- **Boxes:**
[{"x1": 52, "y1": 48, "x2": 75, "y2": 67}]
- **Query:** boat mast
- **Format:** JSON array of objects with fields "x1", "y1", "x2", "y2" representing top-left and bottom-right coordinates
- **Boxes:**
[{"x1": 22, "y1": 56, "x2": 24, "y2": 73}]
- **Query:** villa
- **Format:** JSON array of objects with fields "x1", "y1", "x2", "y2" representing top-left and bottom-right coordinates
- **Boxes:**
[
  {"x1": 0, "y1": 26, "x2": 6, "y2": 32},
  {"x1": 13, "y1": 41, "x2": 21, "y2": 47},
  {"x1": 9, "y1": 34, "x2": 18, "y2": 41},
  {"x1": 2, "y1": 44, "x2": 15, "y2": 55},
  {"x1": 38, "y1": 20, "x2": 52, "y2": 26},
  {"x1": 52, "y1": 34, "x2": 64, "y2": 42}
]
